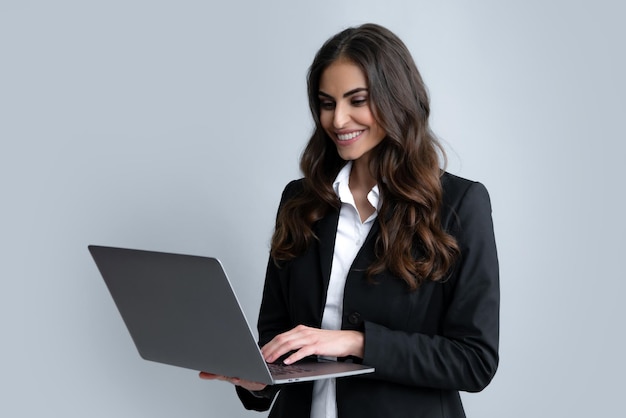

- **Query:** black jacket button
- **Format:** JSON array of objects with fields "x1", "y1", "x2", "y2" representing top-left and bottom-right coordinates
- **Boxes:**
[{"x1": 348, "y1": 312, "x2": 361, "y2": 325}]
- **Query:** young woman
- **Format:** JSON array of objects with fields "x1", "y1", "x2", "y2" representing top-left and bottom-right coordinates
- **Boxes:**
[{"x1": 201, "y1": 23, "x2": 499, "y2": 418}]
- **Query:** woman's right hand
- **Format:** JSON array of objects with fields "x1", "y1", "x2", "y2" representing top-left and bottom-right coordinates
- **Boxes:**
[{"x1": 198, "y1": 372, "x2": 267, "y2": 392}]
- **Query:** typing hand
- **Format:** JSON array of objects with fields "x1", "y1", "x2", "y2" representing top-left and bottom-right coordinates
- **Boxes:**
[{"x1": 261, "y1": 325, "x2": 364, "y2": 365}]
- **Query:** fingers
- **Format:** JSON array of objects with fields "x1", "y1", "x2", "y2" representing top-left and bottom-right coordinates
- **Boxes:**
[
  {"x1": 199, "y1": 372, "x2": 267, "y2": 392},
  {"x1": 260, "y1": 326, "x2": 364, "y2": 364},
  {"x1": 282, "y1": 343, "x2": 316, "y2": 365},
  {"x1": 261, "y1": 325, "x2": 316, "y2": 364},
  {"x1": 198, "y1": 372, "x2": 235, "y2": 383}
]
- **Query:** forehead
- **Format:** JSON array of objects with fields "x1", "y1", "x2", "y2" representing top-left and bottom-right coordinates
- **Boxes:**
[{"x1": 319, "y1": 59, "x2": 368, "y2": 93}]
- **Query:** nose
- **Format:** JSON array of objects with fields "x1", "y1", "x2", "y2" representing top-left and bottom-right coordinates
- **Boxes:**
[{"x1": 332, "y1": 103, "x2": 350, "y2": 129}]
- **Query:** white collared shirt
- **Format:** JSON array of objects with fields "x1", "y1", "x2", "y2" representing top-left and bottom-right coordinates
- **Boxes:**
[{"x1": 310, "y1": 161, "x2": 380, "y2": 418}]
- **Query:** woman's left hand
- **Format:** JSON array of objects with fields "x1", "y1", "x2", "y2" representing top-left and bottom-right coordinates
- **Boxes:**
[
  {"x1": 261, "y1": 325, "x2": 364, "y2": 365},
  {"x1": 198, "y1": 372, "x2": 267, "y2": 392}
]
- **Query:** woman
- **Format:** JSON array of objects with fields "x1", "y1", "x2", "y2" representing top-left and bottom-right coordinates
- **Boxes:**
[{"x1": 201, "y1": 23, "x2": 499, "y2": 418}]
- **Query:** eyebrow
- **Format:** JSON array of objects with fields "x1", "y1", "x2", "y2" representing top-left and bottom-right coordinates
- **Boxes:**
[{"x1": 318, "y1": 87, "x2": 368, "y2": 99}]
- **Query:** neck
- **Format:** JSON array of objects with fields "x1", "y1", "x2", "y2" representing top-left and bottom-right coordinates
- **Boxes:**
[{"x1": 349, "y1": 158, "x2": 377, "y2": 192}]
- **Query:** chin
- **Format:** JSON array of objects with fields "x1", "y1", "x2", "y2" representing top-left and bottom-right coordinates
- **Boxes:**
[{"x1": 337, "y1": 150, "x2": 367, "y2": 162}]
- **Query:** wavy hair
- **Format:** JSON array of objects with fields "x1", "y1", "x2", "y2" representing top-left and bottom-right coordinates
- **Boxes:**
[{"x1": 271, "y1": 23, "x2": 459, "y2": 290}]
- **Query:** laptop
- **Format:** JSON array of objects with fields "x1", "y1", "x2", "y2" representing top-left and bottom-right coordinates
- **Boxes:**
[{"x1": 88, "y1": 245, "x2": 374, "y2": 385}]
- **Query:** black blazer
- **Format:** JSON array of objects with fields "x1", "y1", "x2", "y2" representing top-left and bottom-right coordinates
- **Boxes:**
[{"x1": 236, "y1": 172, "x2": 500, "y2": 418}]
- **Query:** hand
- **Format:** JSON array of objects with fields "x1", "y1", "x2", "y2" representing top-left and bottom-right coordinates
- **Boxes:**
[
  {"x1": 261, "y1": 325, "x2": 364, "y2": 365},
  {"x1": 198, "y1": 372, "x2": 267, "y2": 392}
]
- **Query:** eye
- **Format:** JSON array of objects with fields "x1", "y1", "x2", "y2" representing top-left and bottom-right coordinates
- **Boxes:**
[
  {"x1": 351, "y1": 96, "x2": 368, "y2": 106},
  {"x1": 320, "y1": 100, "x2": 335, "y2": 110}
]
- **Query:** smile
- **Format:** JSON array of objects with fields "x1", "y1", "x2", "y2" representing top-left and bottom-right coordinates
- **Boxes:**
[{"x1": 337, "y1": 130, "x2": 364, "y2": 141}]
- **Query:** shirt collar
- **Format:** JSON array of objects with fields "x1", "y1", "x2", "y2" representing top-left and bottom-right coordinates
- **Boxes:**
[{"x1": 332, "y1": 161, "x2": 381, "y2": 212}]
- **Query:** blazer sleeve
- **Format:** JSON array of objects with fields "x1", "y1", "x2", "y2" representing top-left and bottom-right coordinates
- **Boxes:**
[{"x1": 361, "y1": 181, "x2": 500, "y2": 392}]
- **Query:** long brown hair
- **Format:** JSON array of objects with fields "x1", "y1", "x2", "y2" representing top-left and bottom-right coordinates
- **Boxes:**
[{"x1": 271, "y1": 23, "x2": 459, "y2": 290}]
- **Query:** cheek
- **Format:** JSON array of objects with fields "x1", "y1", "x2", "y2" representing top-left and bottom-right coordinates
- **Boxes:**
[
  {"x1": 319, "y1": 111, "x2": 333, "y2": 131},
  {"x1": 355, "y1": 107, "x2": 376, "y2": 127},
  {"x1": 358, "y1": 110, "x2": 385, "y2": 140},
  {"x1": 372, "y1": 122, "x2": 386, "y2": 141},
  {"x1": 369, "y1": 112, "x2": 386, "y2": 138}
]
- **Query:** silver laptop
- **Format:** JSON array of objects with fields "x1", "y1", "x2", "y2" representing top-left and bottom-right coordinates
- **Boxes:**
[{"x1": 88, "y1": 245, "x2": 374, "y2": 385}]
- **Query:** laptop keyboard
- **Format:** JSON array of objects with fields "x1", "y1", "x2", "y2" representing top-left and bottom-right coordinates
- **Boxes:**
[{"x1": 267, "y1": 363, "x2": 312, "y2": 375}]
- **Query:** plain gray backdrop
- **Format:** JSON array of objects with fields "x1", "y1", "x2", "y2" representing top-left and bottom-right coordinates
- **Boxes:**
[{"x1": 1, "y1": 1, "x2": 624, "y2": 417}]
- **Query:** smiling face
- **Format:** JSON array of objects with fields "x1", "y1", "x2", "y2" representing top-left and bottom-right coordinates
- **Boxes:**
[{"x1": 318, "y1": 59, "x2": 386, "y2": 166}]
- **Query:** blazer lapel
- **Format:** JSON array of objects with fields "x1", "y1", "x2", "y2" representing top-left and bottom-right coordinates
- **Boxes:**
[
  {"x1": 315, "y1": 209, "x2": 340, "y2": 298},
  {"x1": 317, "y1": 212, "x2": 381, "y2": 289}
]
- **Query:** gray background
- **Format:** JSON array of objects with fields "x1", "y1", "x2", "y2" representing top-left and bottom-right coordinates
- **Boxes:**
[{"x1": 1, "y1": 0, "x2": 624, "y2": 417}]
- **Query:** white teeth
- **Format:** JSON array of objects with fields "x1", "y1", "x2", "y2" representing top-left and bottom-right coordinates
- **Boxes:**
[{"x1": 337, "y1": 131, "x2": 363, "y2": 141}]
